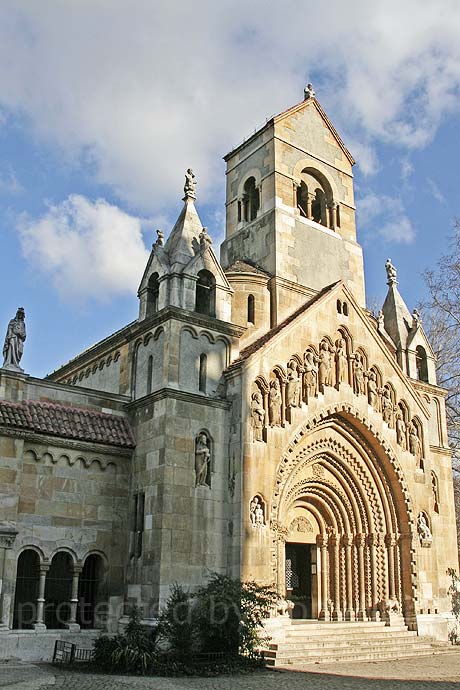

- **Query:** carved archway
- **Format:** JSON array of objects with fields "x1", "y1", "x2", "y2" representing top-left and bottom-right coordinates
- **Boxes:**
[{"x1": 270, "y1": 404, "x2": 417, "y2": 627}]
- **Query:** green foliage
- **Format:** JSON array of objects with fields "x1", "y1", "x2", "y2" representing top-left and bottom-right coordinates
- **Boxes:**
[
  {"x1": 156, "y1": 583, "x2": 197, "y2": 660},
  {"x1": 447, "y1": 568, "x2": 460, "y2": 644}
]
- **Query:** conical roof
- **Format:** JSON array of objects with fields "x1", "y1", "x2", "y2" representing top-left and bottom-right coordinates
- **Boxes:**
[
  {"x1": 381, "y1": 260, "x2": 412, "y2": 350},
  {"x1": 164, "y1": 196, "x2": 204, "y2": 270}
]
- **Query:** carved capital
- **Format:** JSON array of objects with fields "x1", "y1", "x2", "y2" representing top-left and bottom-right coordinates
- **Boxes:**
[
  {"x1": 0, "y1": 523, "x2": 18, "y2": 549},
  {"x1": 355, "y1": 533, "x2": 367, "y2": 548},
  {"x1": 385, "y1": 533, "x2": 398, "y2": 548},
  {"x1": 270, "y1": 520, "x2": 289, "y2": 541},
  {"x1": 342, "y1": 533, "x2": 354, "y2": 548},
  {"x1": 316, "y1": 534, "x2": 328, "y2": 548}
]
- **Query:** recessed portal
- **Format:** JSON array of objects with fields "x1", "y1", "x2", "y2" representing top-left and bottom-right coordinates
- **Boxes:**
[{"x1": 285, "y1": 543, "x2": 313, "y2": 619}]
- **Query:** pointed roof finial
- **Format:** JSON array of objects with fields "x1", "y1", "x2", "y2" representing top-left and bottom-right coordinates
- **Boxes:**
[
  {"x1": 304, "y1": 83, "x2": 315, "y2": 100},
  {"x1": 183, "y1": 168, "x2": 197, "y2": 201},
  {"x1": 154, "y1": 229, "x2": 164, "y2": 247},
  {"x1": 385, "y1": 258, "x2": 398, "y2": 286}
]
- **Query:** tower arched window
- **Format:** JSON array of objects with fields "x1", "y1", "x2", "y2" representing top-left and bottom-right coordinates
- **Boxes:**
[
  {"x1": 147, "y1": 355, "x2": 153, "y2": 395},
  {"x1": 416, "y1": 346, "x2": 429, "y2": 382},
  {"x1": 199, "y1": 353, "x2": 207, "y2": 393},
  {"x1": 247, "y1": 294, "x2": 255, "y2": 324},
  {"x1": 195, "y1": 270, "x2": 216, "y2": 317},
  {"x1": 242, "y1": 177, "x2": 260, "y2": 222},
  {"x1": 296, "y1": 181, "x2": 309, "y2": 217},
  {"x1": 146, "y1": 273, "x2": 159, "y2": 316},
  {"x1": 312, "y1": 188, "x2": 326, "y2": 224}
]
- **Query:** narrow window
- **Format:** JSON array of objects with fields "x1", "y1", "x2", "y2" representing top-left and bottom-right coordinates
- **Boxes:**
[
  {"x1": 247, "y1": 294, "x2": 255, "y2": 324},
  {"x1": 243, "y1": 177, "x2": 260, "y2": 221},
  {"x1": 133, "y1": 492, "x2": 145, "y2": 558},
  {"x1": 146, "y1": 273, "x2": 159, "y2": 316},
  {"x1": 296, "y1": 181, "x2": 308, "y2": 217},
  {"x1": 336, "y1": 299, "x2": 342, "y2": 314},
  {"x1": 195, "y1": 270, "x2": 216, "y2": 316},
  {"x1": 336, "y1": 204, "x2": 341, "y2": 228},
  {"x1": 431, "y1": 472, "x2": 440, "y2": 513},
  {"x1": 147, "y1": 355, "x2": 153, "y2": 395},
  {"x1": 416, "y1": 346, "x2": 429, "y2": 382},
  {"x1": 343, "y1": 302, "x2": 349, "y2": 316},
  {"x1": 237, "y1": 200, "x2": 241, "y2": 222},
  {"x1": 199, "y1": 353, "x2": 207, "y2": 393}
]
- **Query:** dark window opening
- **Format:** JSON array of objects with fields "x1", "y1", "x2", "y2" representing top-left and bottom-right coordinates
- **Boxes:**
[
  {"x1": 296, "y1": 181, "x2": 309, "y2": 217},
  {"x1": 416, "y1": 346, "x2": 429, "y2": 382},
  {"x1": 312, "y1": 188, "x2": 325, "y2": 224},
  {"x1": 336, "y1": 299, "x2": 342, "y2": 314},
  {"x1": 237, "y1": 200, "x2": 241, "y2": 222},
  {"x1": 343, "y1": 302, "x2": 349, "y2": 316},
  {"x1": 242, "y1": 177, "x2": 260, "y2": 222},
  {"x1": 146, "y1": 273, "x2": 160, "y2": 316},
  {"x1": 132, "y1": 492, "x2": 145, "y2": 558},
  {"x1": 199, "y1": 353, "x2": 207, "y2": 393},
  {"x1": 77, "y1": 554, "x2": 104, "y2": 629},
  {"x1": 13, "y1": 550, "x2": 40, "y2": 629},
  {"x1": 44, "y1": 552, "x2": 73, "y2": 629},
  {"x1": 336, "y1": 204, "x2": 341, "y2": 228},
  {"x1": 195, "y1": 270, "x2": 216, "y2": 317},
  {"x1": 248, "y1": 294, "x2": 255, "y2": 324},
  {"x1": 147, "y1": 355, "x2": 153, "y2": 395}
]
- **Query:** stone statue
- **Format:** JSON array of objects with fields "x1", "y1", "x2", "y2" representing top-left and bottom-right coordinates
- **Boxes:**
[
  {"x1": 381, "y1": 387, "x2": 394, "y2": 426},
  {"x1": 417, "y1": 512, "x2": 432, "y2": 546},
  {"x1": 304, "y1": 83, "x2": 316, "y2": 100},
  {"x1": 408, "y1": 422, "x2": 423, "y2": 466},
  {"x1": 154, "y1": 229, "x2": 164, "y2": 247},
  {"x1": 304, "y1": 350, "x2": 318, "y2": 400},
  {"x1": 352, "y1": 353, "x2": 366, "y2": 396},
  {"x1": 286, "y1": 360, "x2": 301, "y2": 408},
  {"x1": 335, "y1": 338, "x2": 348, "y2": 385},
  {"x1": 199, "y1": 226, "x2": 213, "y2": 251},
  {"x1": 367, "y1": 370, "x2": 379, "y2": 409},
  {"x1": 318, "y1": 341, "x2": 333, "y2": 393},
  {"x1": 250, "y1": 496, "x2": 265, "y2": 527},
  {"x1": 385, "y1": 258, "x2": 397, "y2": 286},
  {"x1": 250, "y1": 391, "x2": 265, "y2": 441},
  {"x1": 184, "y1": 168, "x2": 197, "y2": 199},
  {"x1": 395, "y1": 412, "x2": 407, "y2": 450},
  {"x1": 384, "y1": 596, "x2": 400, "y2": 614},
  {"x1": 269, "y1": 379, "x2": 282, "y2": 427},
  {"x1": 2, "y1": 308, "x2": 26, "y2": 372},
  {"x1": 195, "y1": 433, "x2": 211, "y2": 487},
  {"x1": 377, "y1": 310, "x2": 385, "y2": 332},
  {"x1": 412, "y1": 309, "x2": 421, "y2": 329}
]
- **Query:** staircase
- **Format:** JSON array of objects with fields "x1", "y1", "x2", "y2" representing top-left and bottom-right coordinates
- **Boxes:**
[{"x1": 265, "y1": 620, "x2": 450, "y2": 667}]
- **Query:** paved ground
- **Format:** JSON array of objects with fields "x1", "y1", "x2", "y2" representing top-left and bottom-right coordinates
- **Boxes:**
[{"x1": 3, "y1": 652, "x2": 460, "y2": 690}]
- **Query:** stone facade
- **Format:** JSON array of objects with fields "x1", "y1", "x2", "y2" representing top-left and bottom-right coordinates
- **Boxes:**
[{"x1": 0, "y1": 92, "x2": 457, "y2": 658}]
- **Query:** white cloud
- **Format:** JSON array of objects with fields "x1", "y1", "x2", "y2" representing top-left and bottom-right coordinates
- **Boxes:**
[
  {"x1": 0, "y1": 167, "x2": 21, "y2": 194},
  {"x1": 0, "y1": 2, "x2": 459, "y2": 206},
  {"x1": 17, "y1": 195, "x2": 150, "y2": 301},
  {"x1": 426, "y1": 177, "x2": 446, "y2": 204},
  {"x1": 400, "y1": 157, "x2": 414, "y2": 182},
  {"x1": 357, "y1": 192, "x2": 415, "y2": 244}
]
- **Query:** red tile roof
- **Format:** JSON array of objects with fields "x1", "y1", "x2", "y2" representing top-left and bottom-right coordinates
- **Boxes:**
[{"x1": 0, "y1": 400, "x2": 135, "y2": 448}]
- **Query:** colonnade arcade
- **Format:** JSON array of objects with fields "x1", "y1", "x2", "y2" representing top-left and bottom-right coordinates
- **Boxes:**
[
  {"x1": 12, "y1": 548, "x2": 106, "y2": 630},
  {"x1": 270, "y1": 409, "x2": 416, "y2": 625}
]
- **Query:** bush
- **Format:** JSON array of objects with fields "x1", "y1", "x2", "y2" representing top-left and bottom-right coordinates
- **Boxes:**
[
  {"x1": 156, "y1": 583, "x2": 197, "y2": 661},
  {"x1": 447, "y1": 568, "x2": 460, "y2": 644}
]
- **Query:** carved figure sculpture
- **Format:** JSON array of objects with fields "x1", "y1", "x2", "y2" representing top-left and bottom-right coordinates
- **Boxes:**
[
  {"x1": 396, "y1": 412, "x2": 407, "y2": 450},
  {"x1": 417, "y1": 512, "x2": 432, "y2": 546},
  {"x1": 377, "y1": 310, "x2": 385, "y2": 332},
  {"x1": 286, "y1": 360, "x2": 301, "y2": 407},
  {"x1": 195, "y1": 433, "x2": 211, "y2": 487},
  {"x1": 304, "y1": 83, "x2": 316, "y2": 99},
  {"x1": 367, "y1": 370, "x2": 379, "y2": 409},
  {"x1": 269, "y1": 379, "x2": 282, "y2": 426},
  {"x1": 412, "y1": 308, "x2": 421, "y2": 329},
  {"x1": 408, "y1": 422, "x2": 423, "y2": 466},
  {"x1": 154, "y1": 229, "x2": 164, "y2": 247},
  {"x1": 184, "y1": 168, "x2": 197, "y2": 198},
  {"x1": 335, "y1": 338, "x2": 348, "y2": 385},
  {"x1": 199, "y1": 226, "x2": 213, "y2": 251},
  {"x1": 250, "y1": 391, "x2": 265, "y2": 441},
  {"x1": 385, "y1": 258, "x2": 397, "y2": 285},
  {"x1": 318, "y1": 341, "x2": 333, "y2": 393},
  {"x1": 250, "y1": 496, "x2": 265, "y2": 527},
  {"x1": 381, "y1": 388, "x2": 394, "y2": 426},
  {"x1": 384, "y1": 596, "x2": 400, "y2": 614},
  {"x1": 304, "y1": 350, "x2": 318, "y2": 399},
  {"x1": 352, "y1": 353, "x2": 366, "y2": 396},
  {"x1": 2, "y1": 308, "x2": 26, "y2": 371}
]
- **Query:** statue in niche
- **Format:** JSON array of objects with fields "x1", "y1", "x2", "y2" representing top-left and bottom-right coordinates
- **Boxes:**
[
  {"x1": 195, "y1": 433, "x2": 211, "y2": 487},
  {"x1": 408, "y1": 422, "x2": 423, "y2": 466},
  {"x1": 395, "y1": 412, "x2": 407, "y2": 449},
  {"x1": 184, "y1": 168, "x2": 197, "y2": 199},
  {"x1": 304, "y1": 350, "x2": 318, "y2": 399},
  {"x1": 286, "y1": 360, "x2": 301, "y2": 408},
  {"x1": 335, "y1": 338, "x2": 348, "y2": 385},
  {"x1": 250, "y1": 496, "x2": 265, "y2": 528},
  {"x1": 417, "y1": 512, "x2": 432, "y2": 546},
  {"x1": 367, "y1": 370, "x2": 379, "y2": 409},
  {"x1": 2, "y1": 308, "x2": 26, "y2": 372},
  {"x1": 269, "y1": 378, "x2": 282, "y2": 426},
  {"x1": 318, "y1": 341, "x2": 334, "y2": 393},
  {"x1": 381, "y1": 388, "x2": 394, "y2": 426},
  {"x1": 250, "y1": 391, "x2": 265, "y2": 441},
  {"x1": 352, "y1": 353, "x2": 366, "y2": 396},
  {"x1": 199, "y1": 226, "x2": 213, "y2": 251},
  {"x1": 385, "y1": 258, "x2": 397, "y2": 285}
]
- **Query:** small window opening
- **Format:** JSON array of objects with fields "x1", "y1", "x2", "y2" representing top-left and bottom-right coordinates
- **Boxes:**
[
  {"x1": 343, "y1": 302, "x2": 349, "y2": 316},
  {"x1": 336, "y1": 204, "x2": 341, "y2": 228},
  {"x1": 243, "y1": 177, "x2": 260, "y2": 222},
  {"x1": 416, "y1": 346, "x2": 429, "y2": 382},
  {"x1": 337, "y1": 299, "x2": 342, "y2": 314},
  {"x1": 132, "y1": 492, "x2": 145, "y2": 558},
  {"x1": 195, "y1": 270, "x2": 216, "y2": 316},
  {"x1": 237, "y1": 200, "x2": 242, "y2": 223},
  {"x1": 296, "y1": 181, "x2": 309, "y2": 217},
  {"x1": 248, "y1": 294, "x2": 255, "y2": 324},
  {"x1": 146, "y1": 273, "x2": 159, "y2": 316},
  {"x1": 199, "y1": 353, "x2": 207, "y2": 393},
  {"x1": 147, "y1": 355, "x2": 153, "y2": 395}
]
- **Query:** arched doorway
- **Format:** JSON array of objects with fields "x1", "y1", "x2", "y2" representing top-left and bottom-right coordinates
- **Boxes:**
[
  {"x1": 13, "y1": 549, "x2": 40, "y2": 629},
  {"x1": 44, "y1": 552, "x2": 73, "y2": 629},
  {"x1": 77, "y1": 554, "x2": 105, "y2": 629},
  {"x1": 271, "y1": 411, "x2": 415, "y2": 625}
]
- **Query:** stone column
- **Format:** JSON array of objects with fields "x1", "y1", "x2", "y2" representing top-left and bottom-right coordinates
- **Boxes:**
[
  {"x1": 34, "y1": 563, "x2": 49, "y2": 630},
  {"x1": 385, "y1": 533, "x2": 397, "y2": 599},
  {"x1": 356, "y1": 534, "x2": 366, "y2": 620},
  {"x1": 317, "y1": 534, "x2": 328, "y2": 620},
  {"x1": 343, "y1": 533, "x2": 353, "y2": 620},
  {"x1": 328, "y1": 531, "x2": 340, "y2": 620},
  {"x1": 328, "y1": 202, "x2": 337, "y2": 230},
  {"x1": 280, "y1": 381, "x2": 286, "y2": 427},
  {"x1": 368, "y1": 533, "x2": 378, "y2": 620},
  {"x1": 67, "y1": 565, "x2": 82, "y2": 631},
  {"x1": 0, "y1": 523, "x2": 18, "y2": 629},
  {"x1": 307, "y1": 193, "x2": 314, "y2": 220}
]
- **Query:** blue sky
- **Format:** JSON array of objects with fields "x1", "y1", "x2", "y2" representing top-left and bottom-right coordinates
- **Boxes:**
[{"x1": 0, "y1": 2, "x2": 459, "y2": 378}]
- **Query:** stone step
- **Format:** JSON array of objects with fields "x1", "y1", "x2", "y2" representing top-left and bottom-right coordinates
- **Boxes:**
[
  {"x1": 265, "y1": 640, "x2": 433, "y2": 659},
  {"x1": 285, "y1": 625, "x2": 410, "y2": 638},
  {"x1": 269, "y1": 634, "x2": 421, "y2": 651},
  {"x1": 266, "y1": 645, "x2": 441, "y2": 666}
]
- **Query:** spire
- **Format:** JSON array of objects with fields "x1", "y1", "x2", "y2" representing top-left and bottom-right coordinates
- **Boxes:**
[
  {"x1": 164, "y1": 169, "x2": 205, "y2": 270},
  {"x1": 381, "y1": 258, "x2": 412, "y2": 351}
]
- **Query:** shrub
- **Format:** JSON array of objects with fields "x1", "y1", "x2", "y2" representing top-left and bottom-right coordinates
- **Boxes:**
[
  {"x1": 447, "y1": 568, "x2": 460, "y2": 644},
  {"x1": 156, "y1": 583, "x2": 197, "y2": 661}
]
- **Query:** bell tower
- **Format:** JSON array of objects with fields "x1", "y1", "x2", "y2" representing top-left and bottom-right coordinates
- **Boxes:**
[{"x1": 221, "y1": 87, "x2": 365, "y2": 327}]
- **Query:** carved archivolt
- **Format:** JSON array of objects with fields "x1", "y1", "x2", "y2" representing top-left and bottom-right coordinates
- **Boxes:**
[
  {"x1": 64, "y1": 350, "x2": 121, "y2": 385},
  {"x1": 289, "y1": 516, "x2": 314, "y2": 533}
]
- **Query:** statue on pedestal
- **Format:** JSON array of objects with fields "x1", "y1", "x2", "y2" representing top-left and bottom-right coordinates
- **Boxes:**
[{"x1": 2, "y1": 308, "x2": 26, "y2": 372}]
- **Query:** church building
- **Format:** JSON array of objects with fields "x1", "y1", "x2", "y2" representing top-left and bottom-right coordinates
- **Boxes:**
[{"x1": 0, "y1": 87, "x2": 457, "y2": 661}]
